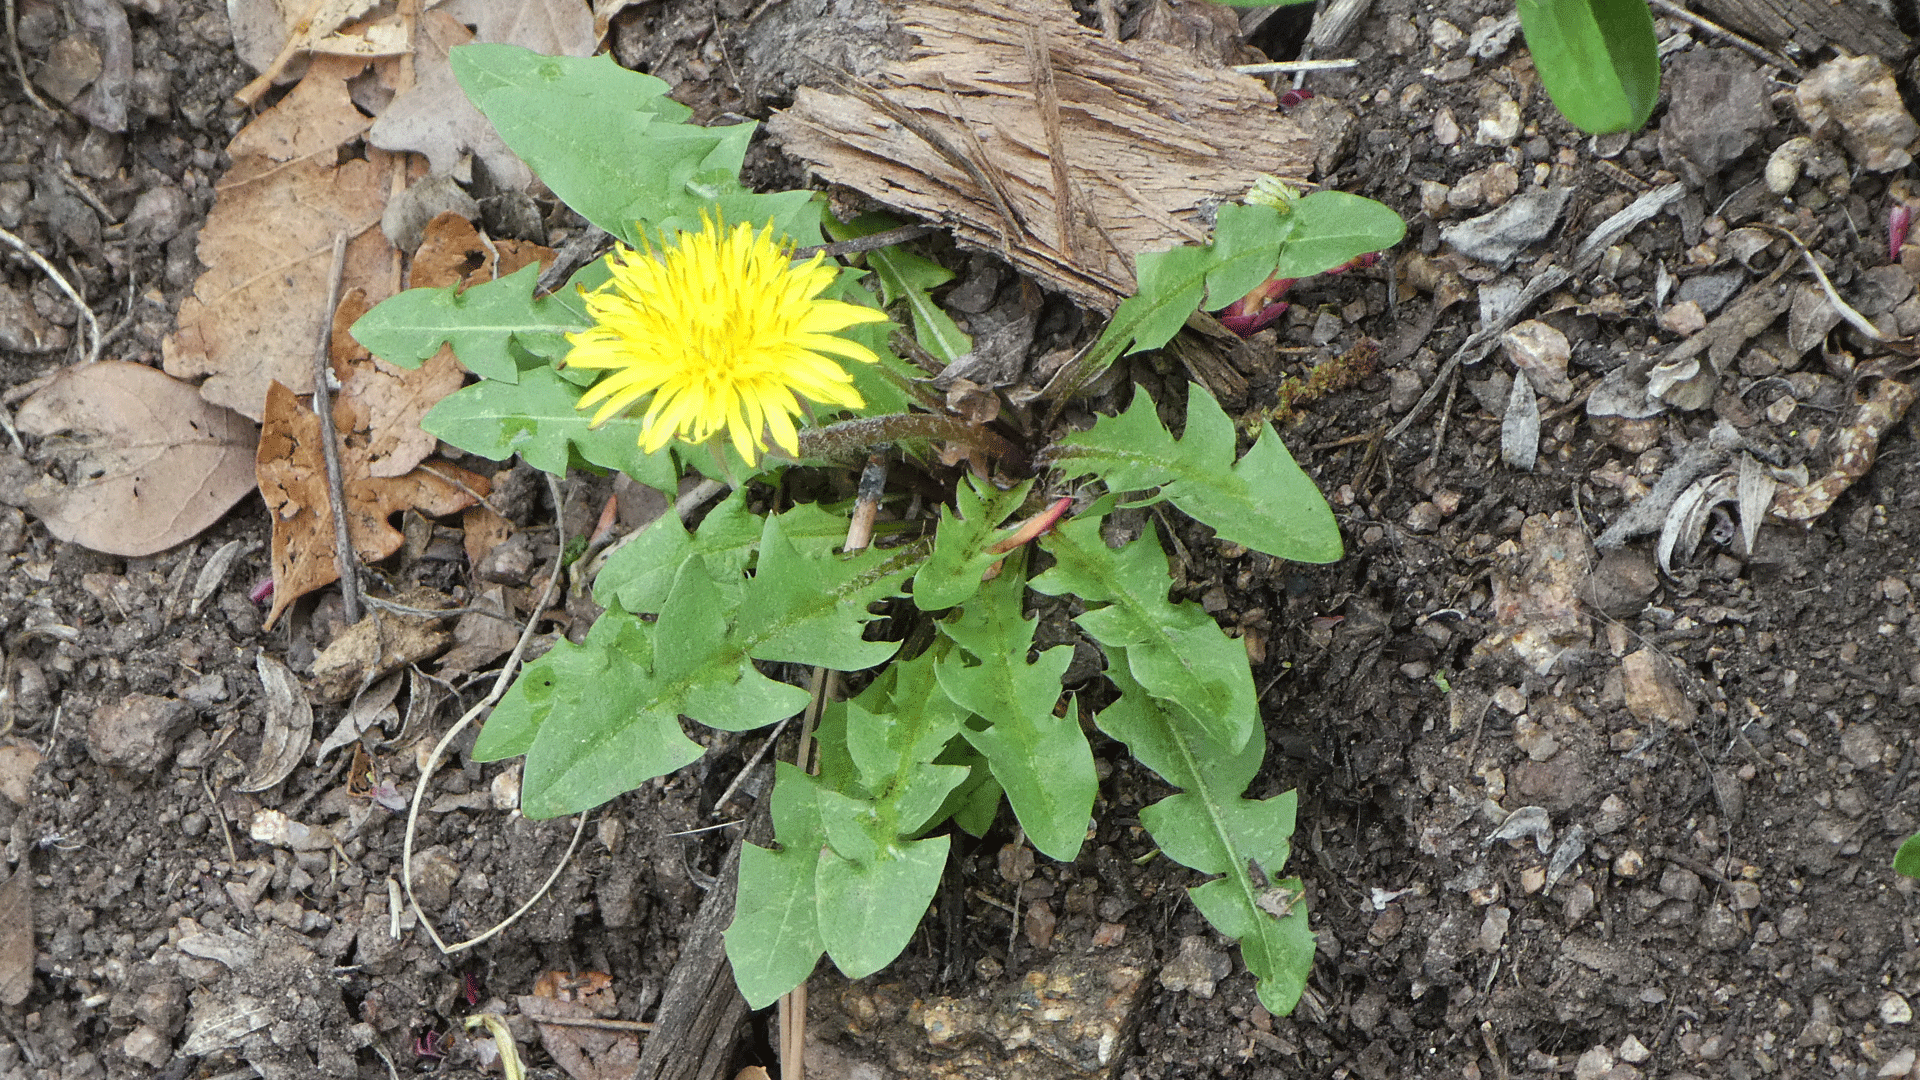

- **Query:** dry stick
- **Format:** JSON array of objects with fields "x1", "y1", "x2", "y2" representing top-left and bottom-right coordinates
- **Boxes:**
[
  {"x1": 1386, "y1": 182, "x2": 1685, "y2": 441},
  {"x1": 3, "y1": 0, "x2": 48, "y2": 112},
  {"x1": 528, "y1": 1015, "x2": 657, "y2": 1034},
  {"x1": 402, "y1": 474, "x2": 582, "y2": 955},
  {"x1": 0, "y1": 225, "x2": 101, "y2": 362},
  {"x1": 309, "y1": 232, "x2": 362, "y2": 624},
  {"x1": 1232, "y1": 58, "x2": 1359, "y2": 75},
  {"x1": 584, "y1": 478, "x2": 729, "y2": 583},
  {"x1": 1648, "y1": 0, "x2": 1800, "y2": 76}
]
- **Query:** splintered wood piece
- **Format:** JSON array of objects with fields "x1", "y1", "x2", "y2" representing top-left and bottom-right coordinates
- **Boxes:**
[{"x1": 767, "y1": 0, "x2": 1313, "y2": 313}]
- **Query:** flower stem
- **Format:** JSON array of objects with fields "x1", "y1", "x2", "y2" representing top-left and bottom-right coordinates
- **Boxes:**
[{"x1": 797, "y1": 413, "x2": 1024, "y2": 469}]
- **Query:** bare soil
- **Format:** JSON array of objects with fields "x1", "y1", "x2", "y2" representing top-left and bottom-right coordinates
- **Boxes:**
[{"x1": 3, "y1": 1, "x2": 1919, "y2": 1079}]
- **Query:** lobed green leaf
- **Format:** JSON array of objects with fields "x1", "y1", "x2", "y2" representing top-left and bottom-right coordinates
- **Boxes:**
[
  {"x1": 913, "y1": 475, "x2": 1034, "y2": 610},
  {"x1": 1268, "y1": 191, "x2": 1407, "y2": 279},
  {"x1": 421, "y1": 365, "x2": 676, "y2": 491},
  {"x1": 1054, "y1": 382, "x2": 1342, "y2": 564},
  {"x1": 727, "y1": 763, "x2": 829, "y2": 1008},
  {"x1": 935, "y1": 552, "x2": 1094, "y2": 862},
  {"x1": 1032, "y1": 512, "x2": 1258, "y2": 752},
  {"x1": 1096, "y1": 663, "x2": 1314, "y2": 1016},
  {"x1": 349, "y1": 263, "x2": 582, "y2": 383},
  {"x1": 451, "y1": 45, "x2": 823, "y2": 247},
  {"x1": 592, "y1": 492, "x2": 847, "y2": 614}
]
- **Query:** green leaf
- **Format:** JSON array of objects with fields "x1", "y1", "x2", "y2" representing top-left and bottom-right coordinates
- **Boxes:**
[
  {"x1": 928, "y1": 737, "x2": 1003, "y2": 838},
  {"x1": 1097, "y1": 662, "x2": 1314, "y2": 1017},
  {"x1": 476, "y1": 606, "x2": 709, "y2": 801},
  {"x1": 1031, "y1": 512, "x2": 1258, "y2": 752},
  {"x1": 518, "y1": 570, "x2": 810, "y2": 817},
  {"x1": 1267, "y1": 192, "x2": 1409, "y2": 280},
  {"x1": 936, "y1": 554, "x2": 1094, "y2": 862},
  {"x1": 1045, "y1": 191, "x2": 1401, "y2": 397},
  {"x1": 727, "y1": 763, "x2": 828, "y2": 1008},
  {"x1": 815, "y1": 832, "x2": 950, "y2": 979},
  {"x1": 742, "y1": 513, "x2": 915, "y2": 669},
  {"x1": 1897, "y1": 834, "x2": 1920, "y2": 879},
  {"x1": 1518, "y1": 0, "x2": 1660, "y2": 134},
  {"x1": 592, "y1": 492, "x2": 847, "y2": 614},
  {"x1": 842, "y1": 648, "x2": 968, "y2": 812},
  {"x1": 515, "y1": 526, "x2": 914, "y2": 817},
  {"x1": 826, "y1": 214, "x2": 972, "y2": 362},
  {"x1": 421, "y1": 365, "x2": 677, "y2": 491},
  {"x1": 1055, "y1": 382, "x2": 1342, "y2": 564},
  {"x1": 913, "y1": 475, "x2": 1034, "y2": 610},
  {"x1": 349, "y1": 263, "x2": 581, "y2": 382},
  {"x1": 451, "y1": 46, "x2": 822, "y2": 247},
  {"x1": 1202, "y1": 202, "x2": 1294, "y2": 309}
]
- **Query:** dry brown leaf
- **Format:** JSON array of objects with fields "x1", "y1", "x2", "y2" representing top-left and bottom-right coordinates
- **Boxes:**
[
  {"x1": 325, "y1": 214, "x2": 555, "y2": 480},
  {"x1": 0, "y1": 867, "x2": 30, "y2": 1007},
  {"x1": 0, "y1": 743, "x2": 39, "y2": 806},
  {"x1": 330, "y1": 288, "x2": 467, "y2": 479},
  {"x1": 163, "y1": 53, "x2": 399, "y2": 422},
  {"x1": 368, "y1": 10, "x2": 531, "y2": 190},
  {"x1": 238, "y1": 654, "x2": 315, "y2": 793},
  {"x1": 767, "y1": 0, "x2": 1315, "y2": 312},
  {"x1": 256, "y1": 381, "x2": 489, "y2": 628},
  {"x1": 231, "y1": 0, "x2": 383, "y2": 104},
  {"x1": 520, "y1": 989, "x2": 638, "y2": 1080},
  {"x1": 463, "y1": 502, "x2": 515, "y2": 569},
  {"x1": 413, "y1": 211, "x2": 556, "y2": 288},
  {"x1": 309, "y1": 593, "x2": 456, "y2": 702},
  {"x1": 10, "y1": 362, "x2": 257, "y2": 557}
]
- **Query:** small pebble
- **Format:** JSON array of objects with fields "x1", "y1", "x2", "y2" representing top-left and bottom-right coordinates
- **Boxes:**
[
  {"x1": 1613, "y1": 849, "x2": 1646, "y2": 877},
  {"x1": 1618, "y1": 1035, "x2": 1651, "y2": 1064},
  {"x1": 1477, "y1": 98, "x2": 1522, "y2": 145},
  {"x1": 1881, "y1": 992, "x2": 1913, "y2": 1026},
  {"x1": 1434, "y1": 107, "x2": 1460, "y2": 146}
]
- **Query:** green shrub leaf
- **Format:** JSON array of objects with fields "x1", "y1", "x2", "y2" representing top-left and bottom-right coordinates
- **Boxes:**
[
  {"x1": 936, "y1": 552, "x2": 1095, "y2": 862},
  {"x1": 1896, "y1": 833, "x2": 1920, "y2": 879},
  {"x1": 1032, "y1": 512, "x2": 1257, "y2": 752},
  {"x1": 349, "y1": 263, "x2": 581, "y2": 382},
  {"x1": 1097, "y1": 662, "x2": 1313, "y2": 1017},
  {"x1": 1055, "y1": 382, "x2": 1342, "y2": 564},
  {"x1": 913, "y1": 475, "x2": 1034, "y2": 610},
  {"x1": 1268, "y1": 191, "x2": 1408, "y2": 279},
  {"x1": 727, "y1": 763, "x2": 828, "y2": 1008},
  {"x1": 1518, "y1": 0, "x2": 1660, "y2": 134},
  {"x1": 451, "y1": 45, "x2": 821, "y2": 246},
  {"x1": 421, "y1": 365, "x2": 676, "y2": 490}
]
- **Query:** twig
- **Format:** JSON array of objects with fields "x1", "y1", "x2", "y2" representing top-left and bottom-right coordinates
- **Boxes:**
[
  {"x1": 1754, "y1": 222, "x2": 1892, "y2": 342},
  {"x1": 1648, "y1": 0, "x2": 1800, "y2": 76},
  {"x1": 58, "y1": 161, "x2": 116, "y2": 222},
  {"x1": 526, "y1": 1015, "x2": 658, "y2": 1034},
  {"x1": 403, "y1": 474, "x2": 580, "y2": 955},
  {"x1": 0, "y1": 224, "x2": 101, "y2": 362},
  {"x1": 309, "y1": 232, "x2": 362, "y2": 624},
  {"x1": 1231, "y1": 58, "x2": 1360, "y2": 75},
  {"x1": 3, "y1": 0, "x2": 49, "y2": 112}
]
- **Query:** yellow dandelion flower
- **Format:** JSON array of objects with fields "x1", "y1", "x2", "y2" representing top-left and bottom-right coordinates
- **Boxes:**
[{"x1": 567, "y1": 215, "x2": 888, "y2": 466}]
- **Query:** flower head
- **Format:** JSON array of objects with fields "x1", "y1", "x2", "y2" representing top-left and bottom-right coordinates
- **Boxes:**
[{"x1": 567, "y1": 215, "x2": 887, "y2": 465}]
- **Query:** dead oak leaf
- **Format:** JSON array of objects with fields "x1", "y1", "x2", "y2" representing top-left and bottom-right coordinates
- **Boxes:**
[
  {"x1": 8, "y1": 362, "x2": 258, "y2": 557},
  {"x1": 368, "y1": 10, "x2": 532, "y2": 192},
  {"x1": 330, "y1": 288, "x2": 466, "y2": 479},
  {"x1": 163, "y1": 53, "x2": 400, "y2": 422},
  {"x1": 257, "y1": 381, "x2": 489, "y2": 629}
]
